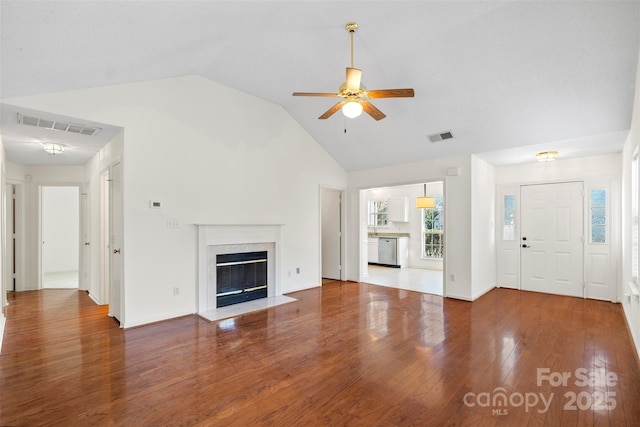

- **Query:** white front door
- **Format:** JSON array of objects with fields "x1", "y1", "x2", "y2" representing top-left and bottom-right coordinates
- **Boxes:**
[{"x1": 521, "y1": 182, "x2": 584, "y2": 298}]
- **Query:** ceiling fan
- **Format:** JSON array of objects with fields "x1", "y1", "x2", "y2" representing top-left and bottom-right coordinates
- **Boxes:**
[{"x1": 293, "y1": 22, "x2": 414, "y2": 121}]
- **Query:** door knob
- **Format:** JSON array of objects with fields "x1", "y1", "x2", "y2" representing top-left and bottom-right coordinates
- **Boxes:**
[
  {"x1": 113, "y1": 249, "x2": 121, "y2": 254},
  {"x1": 522, "y1": 244, "x2": 529, "y2": 248},
  {"x1": 84, "y1": 242, "x2": 90, "y2": 246}
]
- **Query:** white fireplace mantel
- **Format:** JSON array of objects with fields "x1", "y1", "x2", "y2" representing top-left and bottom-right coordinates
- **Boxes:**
[{"x1": 197, "y1": 224, "x2": 283, "y2": 315}]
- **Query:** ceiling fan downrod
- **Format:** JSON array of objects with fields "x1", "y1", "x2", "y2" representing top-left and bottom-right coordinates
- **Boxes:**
[{"x1": 346, "y1": 22, "x2": 359, "y2": 68}]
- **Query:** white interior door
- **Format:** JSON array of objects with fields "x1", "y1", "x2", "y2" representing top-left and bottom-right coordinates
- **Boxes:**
[
  {"x1": 80, "y1": 192, "x2": 90, "y2": 291},
  {"x1": 521, "y1": 182, "x2": 584, "y2": 297},
  {"x1": 5, "y1": 184, "x2": 15, "y2": 293},
  {"x1": 109, "y1": 162, "x2": 123, "y2": 323},
  {"x1": 321, "y1": 188, "x2": 341, "y2": 280}
]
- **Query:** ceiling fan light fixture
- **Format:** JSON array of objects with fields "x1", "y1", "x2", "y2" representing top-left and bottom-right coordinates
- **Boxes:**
[
  {"x1": 536, "y1": 151, "x2": 558, "y2": 162},
  {"x1": 292, "y1": 21, "x2": 414, "y2": 121},
  {"x1": 342, "y1": 101, "x2": 363, "y2": 118},
  {"x1": 43, "y1": 142, "x2": 64, "y2": 155}
]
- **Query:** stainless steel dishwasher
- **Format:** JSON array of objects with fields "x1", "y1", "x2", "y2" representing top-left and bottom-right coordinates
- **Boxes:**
[{"x1": 378, "y1": 237, "x2": 397, "y2": 265}]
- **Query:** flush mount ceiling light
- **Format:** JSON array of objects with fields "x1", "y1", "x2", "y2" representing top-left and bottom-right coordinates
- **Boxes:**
[
  {"x1": 536, "y1": 151, "x2": 558, "y2": 162},
  {"x1": 416, "y1": 184, "x2": 435, "y2": 209},
  {"x1": 42, "y1": 142, "x2": 65, "y2": 155}
]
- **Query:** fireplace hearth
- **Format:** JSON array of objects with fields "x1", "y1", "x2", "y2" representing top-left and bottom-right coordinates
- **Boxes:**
[{"x1": 216, "y1": 251, "x2": 268, "y2": 307}]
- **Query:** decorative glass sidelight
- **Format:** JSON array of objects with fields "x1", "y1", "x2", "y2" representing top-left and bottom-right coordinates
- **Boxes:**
[
  {"x1": 589, "y1": 189, "x2": 607, "y2": 244},
  {"x1": 503, "y1": 195, "x2": 516, "y2": 241}
]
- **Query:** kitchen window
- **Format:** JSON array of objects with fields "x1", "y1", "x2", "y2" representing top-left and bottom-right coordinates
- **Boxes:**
[
  {"x1": 422, "y1": 197, "x2": 444, "y2": 258},
  {"x1": 368, "y1": 200, "x2": 388, "y2": 226}
]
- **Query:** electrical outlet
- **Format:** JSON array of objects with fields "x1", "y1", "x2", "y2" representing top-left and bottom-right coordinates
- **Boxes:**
[
  {"x1": 450, "y1": 274, "x2": 456, "y2": 282},
  {"x1": 173, "y1": 286, "x2": 180, "y2": 296}
]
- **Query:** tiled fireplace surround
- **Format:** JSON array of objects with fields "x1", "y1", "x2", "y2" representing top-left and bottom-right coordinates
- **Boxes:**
[{"x1": 198, "y1": 225, "x2": 294, "y2": 321}]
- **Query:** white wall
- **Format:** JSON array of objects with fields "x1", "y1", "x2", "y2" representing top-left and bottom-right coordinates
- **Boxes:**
[
  {"x1": 349, "y1": 155, "x2": 476, "y2": 300},
  {"x1": 622, "y1": 50, "x2": 640, "y2": 356},
  {"x1": 471, "y1": 156, "x2": 496, "y2": 299},
  {"x1": 83, "y1": 131, "x2": 123, "y2": 305},
  {"x1": 42, "y1": 186, "x2": 79, "y2": 274},
  {"x1": 5, "y1": 75, "x2": 348, "y2": 328},
  {"x1": 496, "y1": 153, "x2": 621, "y2": 185}
]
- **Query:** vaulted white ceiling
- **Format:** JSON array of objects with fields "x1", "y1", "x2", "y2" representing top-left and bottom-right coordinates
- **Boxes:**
[{"x1": 1, "y1": 1, "x2": 638, "y2": 170}]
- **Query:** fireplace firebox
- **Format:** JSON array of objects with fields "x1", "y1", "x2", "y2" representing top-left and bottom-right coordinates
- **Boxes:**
[{"x1": 216, "y1": 251, "x2": 268, "y2": 307}]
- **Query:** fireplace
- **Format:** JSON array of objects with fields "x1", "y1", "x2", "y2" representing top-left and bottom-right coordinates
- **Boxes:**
[
  {"x1": 198, "y1": 225, "x2": 295, "y2": 321},
  {"x1": 216, "y1": 251, "x2": 268, "y2": 307}
]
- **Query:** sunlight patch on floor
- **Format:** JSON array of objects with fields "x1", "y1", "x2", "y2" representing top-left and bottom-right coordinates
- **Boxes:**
[
  {"x1": 43, "y1": 270, "x2": 78, "y2": 289},
  {"x1": 364, "y1": 265, "x2": 443, "y2": 296}
]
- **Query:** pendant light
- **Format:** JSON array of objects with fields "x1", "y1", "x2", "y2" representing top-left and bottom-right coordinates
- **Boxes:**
[{"x1": 416, "y1": 184, "x2": 435, "y2": 209}]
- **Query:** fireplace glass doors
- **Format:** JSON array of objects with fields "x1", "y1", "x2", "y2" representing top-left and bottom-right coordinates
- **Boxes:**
[{"x1": 216, "y1": 251, "x2": 268, "y2": 307}]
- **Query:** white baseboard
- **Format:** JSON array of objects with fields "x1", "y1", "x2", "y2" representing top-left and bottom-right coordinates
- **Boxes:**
[
  {"x1": 123, "y1": 309, "x2": 196, "y2": 329},
  {"x1": 87, "y1": 292, "x2": 103, "y2": 306},
  {"x1": 446, "y1": 285, "x2": 496, "y2": 302}
]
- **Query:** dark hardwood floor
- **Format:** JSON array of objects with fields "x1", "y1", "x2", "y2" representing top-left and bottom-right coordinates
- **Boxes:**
[{"x1": 1, "y1": 283, "x2": 639, "y2": 426}]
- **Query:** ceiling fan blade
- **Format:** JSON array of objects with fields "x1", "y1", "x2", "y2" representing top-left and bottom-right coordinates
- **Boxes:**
[
  {"x1": 319, "y1": 101, "x2": 346, "y2": 119},
  {"x1": 293, "y1": 92, "x2": 340, "y2": 97},
  {"x1": 362, "y1": 101, "x2": 386, "y2": 121},
  {"x1": 345, "y1": 67, "x2": 362, "y2": 90},
  {"x1": 366, "y1": 88, "x2": 415, "y2": 99}
]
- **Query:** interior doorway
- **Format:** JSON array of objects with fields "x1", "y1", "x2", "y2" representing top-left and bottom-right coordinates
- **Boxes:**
[
  {"x1": 41, "y1": 186, "x2": 80, "y2": 289},
  {"x1": 320, "y1": 187, "x2": 344, "y2": 282},
  {"x1": 5, "y1": 184, "x2": 17, "y2": 293},
  {"x1": 360, "y1": 182, "x2": 445, "y2": 296}
]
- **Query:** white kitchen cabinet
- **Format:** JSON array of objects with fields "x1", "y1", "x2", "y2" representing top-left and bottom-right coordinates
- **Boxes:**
[
  {"x1": 388, "y1": 197, "x2": 408, "y2": 222},
  {"x1": 397, "y1": 237, "x2": 409, "y2": 267},
  {"x1": 368, "y1": 238, "x2": 379, "y2": 263}
]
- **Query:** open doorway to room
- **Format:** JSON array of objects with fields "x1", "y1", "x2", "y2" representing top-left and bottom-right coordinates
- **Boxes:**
[
  {"x1": 41, "y1": 185, "x2": 80, "y2": 289},
  {"x1": 361, "y1": 182, "x2": 444, "y2": 296}
]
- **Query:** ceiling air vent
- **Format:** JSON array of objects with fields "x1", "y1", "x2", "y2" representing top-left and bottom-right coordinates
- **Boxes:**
[
  {"x1": 17, "y1": 113, "x2": 101, "y2": 136},
  {"x1": 428, "y1": 131, "x2": 454, "y2": 143}
]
